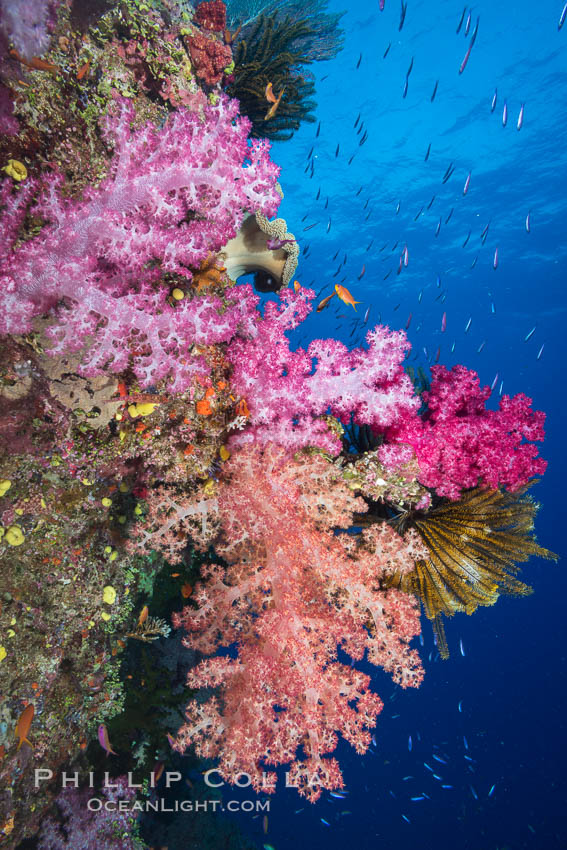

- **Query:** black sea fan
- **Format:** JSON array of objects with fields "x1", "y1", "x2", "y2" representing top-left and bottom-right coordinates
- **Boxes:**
[
  {"x1": 386, "y1": 485, "x2": 558, "y2": 658},
  {"x1": 227, "y1": 14, "x2": 317, "y2": 140}
]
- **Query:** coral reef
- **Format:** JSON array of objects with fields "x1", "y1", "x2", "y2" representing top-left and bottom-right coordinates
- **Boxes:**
[{"x1": 0, "y1": 0, "x2": 554, "y2": 846}]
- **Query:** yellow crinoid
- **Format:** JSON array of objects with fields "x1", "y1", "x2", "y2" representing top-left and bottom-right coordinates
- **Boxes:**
[{"x1": 386, "y1": 485, "x2": 557, "y2": 658}]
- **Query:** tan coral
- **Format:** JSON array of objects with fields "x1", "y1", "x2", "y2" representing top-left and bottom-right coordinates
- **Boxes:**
[{"x1": 218, "y1": 211, "x2": 299, "y2": 291}]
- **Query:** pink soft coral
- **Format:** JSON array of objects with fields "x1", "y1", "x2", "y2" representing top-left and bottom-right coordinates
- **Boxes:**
[
  {"x1": 172, "y1": 445, "x2": 423, "y2": 800},
  {"x1": 227, "y1": 288, "x2": 419, "y2": 454},
  {"x1": 383, "y1": 364, "x2": 547, "y2": 499},
  {"x1": 0, "y1": 95, "x2": 280, "y2": 390}
]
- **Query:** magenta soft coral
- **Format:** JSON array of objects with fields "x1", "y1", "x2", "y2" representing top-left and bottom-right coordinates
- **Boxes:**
[
  {"x1": 384, "y1": 364, "x2": 547, "y2": 499},
  {"x1": 172, "y1": 445, "x2": 423, "y2": 800},
  {"x1": 0, "y1": 95, "x2": 280, "y2": 390}
]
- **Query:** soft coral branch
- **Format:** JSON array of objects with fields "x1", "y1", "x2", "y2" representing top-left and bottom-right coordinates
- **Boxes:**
[
  {"x1": 0, "y1": 95, "x2": 280, "y2": 390},
  {"x1": 173, "y1": 445, "x2": 423, "y2": 800},
  {"x1": 384, "y1": 364, "x2": 547, "y2": 499},
  {"x1": 227, "y1": 288, "x2": 419, "y2": 454}
]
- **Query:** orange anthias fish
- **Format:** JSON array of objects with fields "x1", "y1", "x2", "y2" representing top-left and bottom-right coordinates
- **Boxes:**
[
  {"x1": 77, "y1": 60, "x2": 91, "y2": 81},
  {"x1": 265, "y1": 82, "x2": 277, "y2": 103},
  {"x1": 335, "y1": 284, "x2": 361, "y2": 311},
  {"x1": 264, "y1": 87, "x2": 285, "y2": 121},
  {"x1": 16, "y1": 704, "x2": 34, "y2": 750},
  {"x1": 9, "y1": 49, "x2": 59, "y2": 75},
  {"x1": 293, "y1": 280, "x2": 301, "y2": 292},
  {"x1": 138, "y1": 605, "x2": 149, "y2": 626},
  {"x1": 316, "y1": 292, "x2": 336, "y2": 312}
]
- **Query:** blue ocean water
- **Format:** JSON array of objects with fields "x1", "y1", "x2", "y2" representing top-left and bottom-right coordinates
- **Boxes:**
[{"x1": 226, "y1": 1, "x2": 567, "y2": 848}]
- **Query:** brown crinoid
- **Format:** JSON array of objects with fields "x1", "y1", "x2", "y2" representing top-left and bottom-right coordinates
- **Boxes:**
[{"x1": 386, "y1": 485, "x2": 557, "y2": 658}]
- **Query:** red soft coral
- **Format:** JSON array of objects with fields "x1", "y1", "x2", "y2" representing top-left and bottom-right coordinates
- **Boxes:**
[
  {"x1": 172, "y1": 445, "x2": 423, "y2": 800},
  {"x1": 194, "y1": 0, "x2": 227, "y2": 32},
  {"x1": 187, "y1": 31, "x2": 232, "y2": 86}
]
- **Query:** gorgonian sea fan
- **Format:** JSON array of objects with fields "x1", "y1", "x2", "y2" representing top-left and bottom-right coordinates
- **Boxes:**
[{"x1": 0, "y1": 94, "x2": 280, "y2": 390}]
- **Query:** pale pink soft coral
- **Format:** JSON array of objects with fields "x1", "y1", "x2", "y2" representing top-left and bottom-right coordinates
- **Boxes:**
[
  {"x1": 0, "y1": 95, "x2": 280, "y2": 390},
  {"x1": 172, "y1": 445, "x2": 423, "y2": 800},
  {"x1": 383, "y1": 364, "x2": 547, "y2": 499},
  {"x1": 227, "y1": 288, "x2": 419, "y2": 454},
  {"x1": 0, "y1": 0, "x2": 56, "y2": 60}
]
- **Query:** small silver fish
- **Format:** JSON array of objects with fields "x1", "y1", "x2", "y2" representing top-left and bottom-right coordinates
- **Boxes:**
[
  {"x1": 525, "y1": 211, "x2": 531, "y2": 233},
  {"x1": 517, "y1": 103, "x2": 524, "y2": 130},
  {"x1": 524, "y1": 326, "x2": 536, "y2": 342},
  {"x1": 559, "y1": 3, "x2": 567, "y2": 30},
  {"x1": 502, "y1": 102, "x2": 508, "y2": 127}
]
